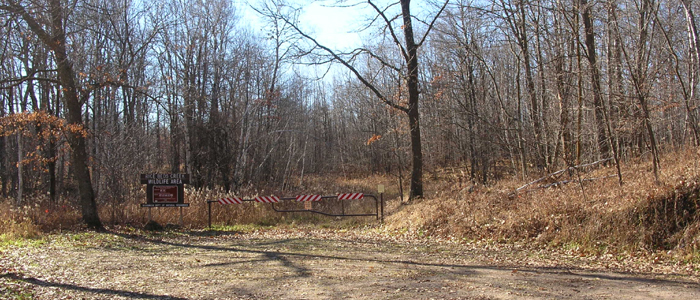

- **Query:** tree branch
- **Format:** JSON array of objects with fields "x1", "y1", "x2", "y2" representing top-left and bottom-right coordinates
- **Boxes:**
[
  {"x1": 511, "y1": 158, "x2": 614, "y2": 195},
  {"x1": 352, "y1": 48, "x2": 402, "y2": 72},
  {"x1": 366, "y1": 0, "x2": 409, "y2": 61},
  {"x1": 0, "y1": 76, "x2": 61, "y2": 90},
  {"x1": 1, "y1": 1, "x2": 54, "y2": 49},
  {"x1": 276, "y1": 10, "x2": 408, "y2": 113},
  {"x1": 417, "y1": 0, "x2": 449, "y2": 48}
]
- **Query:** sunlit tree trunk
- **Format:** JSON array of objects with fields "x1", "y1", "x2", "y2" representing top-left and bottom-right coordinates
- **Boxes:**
[{"x1": 580, "y1": 0, "x2": 610, "y2": 160}]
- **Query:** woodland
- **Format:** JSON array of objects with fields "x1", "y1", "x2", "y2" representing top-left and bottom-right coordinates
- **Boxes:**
[{"x1": 0, "y1": 0, "x2": 699, "y2": 232}]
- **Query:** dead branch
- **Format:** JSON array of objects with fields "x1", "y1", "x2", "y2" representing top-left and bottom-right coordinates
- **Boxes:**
[
  {"x1": 512, "y1": 158, "x2": 613, "y2": 195},
  {"x1": 539, "y1": 174, "x2": 618, "y2": 189}
]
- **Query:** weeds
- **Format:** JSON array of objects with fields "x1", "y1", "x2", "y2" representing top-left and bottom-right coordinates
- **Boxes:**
[
  {"x1": 0, "y1": 202, "x2": 41, "y2": 244},
  {"x1": 387, "y1": 146, "x2": 700, "y2": 257},
  {"x1": 2, "y1": 148, "x2": 700, "y2": 259}
]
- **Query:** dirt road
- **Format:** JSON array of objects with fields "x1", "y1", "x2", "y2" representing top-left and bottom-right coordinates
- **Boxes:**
[{"x1": 2, "y1": 228, "x2": 699, "y2": 299}]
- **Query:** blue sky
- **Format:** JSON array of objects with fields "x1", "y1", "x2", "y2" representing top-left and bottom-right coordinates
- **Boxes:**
[
  {"x1": 298, "y1": 1, "x2": 363, "y2": 51},
  {"x1": 243, "y1": 0, "x2": 364, "y2": 52}
]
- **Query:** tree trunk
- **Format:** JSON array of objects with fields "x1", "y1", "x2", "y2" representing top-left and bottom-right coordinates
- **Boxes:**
[
  {"x1": 518, "y1": 1, "x2": 543, "y2": 168},
  {"x1": 607, "y1": 1, "x2": 625, "y2": 161},
  {"x1": 635, "y1": 0, "x2": 661, "y2": 179},
  {"x1": 580, "y1": 0, "x2": 611, "y2": 160},
  {"x1": 16, "y1": 133, "x2": 22, "y2": 206},
  {"x1": 401, "y1": 0, "x2": 424, "y2": 199},
  {"x1": 2, "y1": 0, "x2": 103, "y2": 229},
  {"x1": 47, "y1": 0, "x2": 102, "y2": 229},
  {"x1": 681, "y1": 0, "x2": 700, "y2": 145}
]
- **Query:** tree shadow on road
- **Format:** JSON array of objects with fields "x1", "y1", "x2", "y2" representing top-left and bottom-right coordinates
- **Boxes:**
[
  {"x1": 109, "y1": 230, "x2": 700, "y2": 288},
  {"x1": 1, "y1": 272, "x2": 188, "y2": 300}
]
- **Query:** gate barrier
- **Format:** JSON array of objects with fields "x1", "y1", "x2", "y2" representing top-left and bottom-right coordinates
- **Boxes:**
[{"x1": 206, "y1": 193, "x2": 384, "y2": 228}]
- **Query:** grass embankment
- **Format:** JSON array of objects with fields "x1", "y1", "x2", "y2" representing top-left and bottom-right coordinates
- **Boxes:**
[{"x1": 388, "y1": 147, "x2": 700, "y2": 259}]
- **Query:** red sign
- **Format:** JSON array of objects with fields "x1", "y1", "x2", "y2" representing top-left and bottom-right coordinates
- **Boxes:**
[{"x1": 153, "y1": 185, "x2": 178, "y2": 203}]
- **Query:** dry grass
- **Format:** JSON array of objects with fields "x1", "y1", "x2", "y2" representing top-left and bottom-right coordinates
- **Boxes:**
[
  {"x1": 387, "y1": 147, "x2": 700, "y2": 256},
  {"x1": 95, "y1": 175, "x2": 387, "y2": 228},
  {"x1": 0, "y1": 202, "x2": 42, "y2": 241},
  {"x1": 0, "y1": 174, "x2": 386, "y2": 239},
  {"x1": 4, "y1": 148, "x2": 700, "y2": 258},
  {"x1": 0, "y1": 195, "x2": 83, "y2": 242}
]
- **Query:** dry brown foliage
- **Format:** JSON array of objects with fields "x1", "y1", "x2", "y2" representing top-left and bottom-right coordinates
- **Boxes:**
[
  {"x1": 3, "y1": 148, "x2": 700, "y2": 259},
  {"x1": 0, "y1": 197, "x2": 81, "y2": 240},
  {"x1": 387, "y1": 147, "x2": 700, "y2": 256}
]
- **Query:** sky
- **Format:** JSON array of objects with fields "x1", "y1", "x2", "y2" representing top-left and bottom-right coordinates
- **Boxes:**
[
  {"x1": 239, "y1": 0, "x2": 373, "y2": 81},
  {"x1": 297, "y1": 1, "x2": 364, "y2": 52},
  {"x1": 243, "y1": 0, "x2": 366, "y2": 52}
]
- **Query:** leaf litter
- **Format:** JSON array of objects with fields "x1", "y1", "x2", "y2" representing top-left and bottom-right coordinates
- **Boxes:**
[{"x1": 0, "y1": 226, "x2": 698, "y2": 299}]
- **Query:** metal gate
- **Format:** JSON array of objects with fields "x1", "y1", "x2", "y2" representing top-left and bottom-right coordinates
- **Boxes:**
[{"x1": 207, "y1": 193, "x2": 384, "y2": 228}]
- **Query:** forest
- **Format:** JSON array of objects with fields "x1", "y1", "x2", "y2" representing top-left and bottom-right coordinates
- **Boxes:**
[{"x1": 0, "y1": 0, "x2": 699, "y2": 230}]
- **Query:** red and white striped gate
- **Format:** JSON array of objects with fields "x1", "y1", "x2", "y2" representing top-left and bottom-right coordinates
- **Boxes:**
[
  {"x1": 207, "y1": 191, "x2": 383, "y2": 228},
  {"x1": 296, "y1": 194, "x2": 322, "y2": 202},
  {"x1": 337, "y1": 193, "x2": 364, "y2": 200},
  {"x1": 218, "y1": 197, "x2": 243, "y2": 204},
  {"x1": 254, "y1": 196, "x2": 280, "y2": 203}
]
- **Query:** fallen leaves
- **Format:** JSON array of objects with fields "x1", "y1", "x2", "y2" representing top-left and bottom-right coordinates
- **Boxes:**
[{"x1": 1, "y1": 227, "x2": 699, "y2": 299}]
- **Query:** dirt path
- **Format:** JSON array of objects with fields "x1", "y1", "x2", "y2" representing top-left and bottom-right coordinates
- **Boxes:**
[{"x1": 2, "y1": 228, "x2": 699, "y2": 299}]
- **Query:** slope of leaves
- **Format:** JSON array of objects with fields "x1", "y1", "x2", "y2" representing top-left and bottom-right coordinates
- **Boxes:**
[{"x1": 387, "y1": 147, "x2": 700, "y2": 258}]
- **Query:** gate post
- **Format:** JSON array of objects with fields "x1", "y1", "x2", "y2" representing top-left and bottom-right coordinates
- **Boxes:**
[
  {"x1": 377, "y1": 185, "x2": 385, "y2": 223},
  {"x1": 208, "y1": 201, "x2": 212, "y2": 229},
  {"x1": 381, "y1": 192, "x2": 384, "y2": 223}
]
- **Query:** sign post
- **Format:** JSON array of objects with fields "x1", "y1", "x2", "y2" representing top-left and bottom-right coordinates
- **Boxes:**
[
  {"x1": 140, "y1": 174, "x2": 190, "y2": 226},
  {"x1": 140, "y1": 174, "x2": 190, "y2": 207},
  {"x1": 377, "y1": 185, "x2": 385, "y2": 223}
]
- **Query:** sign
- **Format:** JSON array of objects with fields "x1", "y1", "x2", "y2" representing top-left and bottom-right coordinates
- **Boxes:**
[
  {"x1": 377, "y1": 184, "x2": 385, "y2": 193},
  {"x1": 140, "y1": 173, "x2": 190, "y2": 185},
  {"x1": 304, "y1": 201, "x2": 312, "y2": 210},
  {"x1": 153, "y1": 185, "x2": 178, "y2": 203},
  {"x1": 140, "y1": 174, "x2": 189, "y2": 207}
]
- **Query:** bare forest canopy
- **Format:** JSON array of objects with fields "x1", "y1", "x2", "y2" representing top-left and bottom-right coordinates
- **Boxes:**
[{"x1": 0, "y1": 0, "x2": 699, "y2": 219}]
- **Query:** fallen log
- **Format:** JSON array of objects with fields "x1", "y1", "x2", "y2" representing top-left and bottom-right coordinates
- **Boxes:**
[{"x1": 511, "y1": 158, "x2": 613, "y2": 195}]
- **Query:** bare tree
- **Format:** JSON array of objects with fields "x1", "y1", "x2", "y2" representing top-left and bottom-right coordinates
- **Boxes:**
[
  {"x1": 680, "y1": 0, "x2": 700, "y2": 145},
  {"x1": 579, "y1": 0, "x2": 610, "y2": 160},
  {"x1": 579, "y1": 0, "x2": 622, "y2": 184},
  {"x1": 1, "y1": 0, "x2": 102, "y2": 229},
  {"x1": 271, "y1": 0, "x2": 448, "y2": 199}
]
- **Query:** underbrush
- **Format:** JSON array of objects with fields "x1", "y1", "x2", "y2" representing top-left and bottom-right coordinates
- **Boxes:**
[
  {"x1": 387, "y1": 147, "x2": 700, "y2": 257},
  {"x1": 0, "y1": 173, "x2": 388, "y2": 241},
  {"x1": 131, "y1": 174, "x2": 386, "y2": 228},
  {"x1": 0, "y1": 198, "x2": 78, "y2": 244},
  {"x1": 4, "y1": 148, "x2": 699, "y2": 259}
]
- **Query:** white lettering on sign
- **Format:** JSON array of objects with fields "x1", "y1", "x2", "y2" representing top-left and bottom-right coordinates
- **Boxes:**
[
  {"x1": 148, "y1": 179, "x2": 183, "y2": 185},
  {"x1": 153, "y1": 185, "x2": 178, "y2": 203},
  {"x1": 145, "y1": 174, "x2": 187, "y2": 179},
  {"x1": 141, "y1": 174, "x2": 190, "y2": 185}
]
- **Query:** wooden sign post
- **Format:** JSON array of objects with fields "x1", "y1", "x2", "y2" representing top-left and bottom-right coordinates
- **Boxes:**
[
  {"x1": 140, "y1": 174, "x2": 190, "y2": 207},
  {"x1": 140, "y1": 174, "x2": 190, "y2": 225}
]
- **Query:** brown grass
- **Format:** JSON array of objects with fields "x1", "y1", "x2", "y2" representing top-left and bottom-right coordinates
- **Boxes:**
[
  {"x1": 4, "y1": 148, "x2": 700, "y2": 257},
  {"x1": 0, "y1": 195, "x2": 83, "y2": 241},
  {"x1": 0, "y1": 173, "x2": 387, "y2": 237},
  {"x1": 126, "y1": 174, "x2": 388, "y2": 228},
  {"x1": 387, "y1": 147, "x2": 700, "y2": 255}
]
